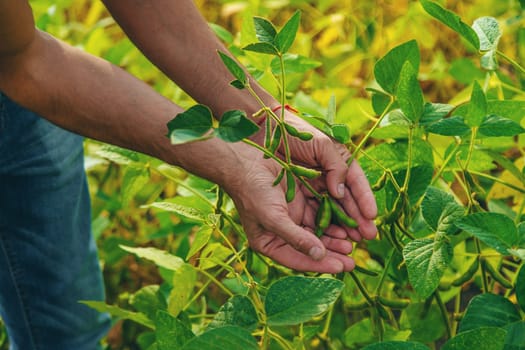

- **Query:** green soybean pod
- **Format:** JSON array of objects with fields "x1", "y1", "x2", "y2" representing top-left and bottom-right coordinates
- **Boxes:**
[
  {"x1": 371, "y1": 172, "x2": 388, "y2": 191},
  {"x1": 273, "y1": 168, "x2": 286, "y2": 186},
  {"x1": 269, "y1": 125, "x2": 282, "y2": 154},
  {"x1": 290, "y1": 164, "x2": 321, "y2": 179},
  {"x1": 329, "y1": 198, "x2": 358, "y2": 228},
  {"x1": 285, "y1": 170, "x2": 296, "y2": 203},
  {"x1": 482, "y1": 258, "x2": 513, "y2": 289},
  {"x1": 451, "y1": 258, "x2": 479, "y2": 287},
  {"x1": 315, "y1": 195, "x2": 332, "y2": 236},
  {"x1": 297, "y1": 131, "x2": 313, "y2": 141},
  {"x1": 284, "y1": 122, "x2": 301, "y2": 137},
  {"x1": 378, "y1": 296, "x2": 410, "y2": 309}
]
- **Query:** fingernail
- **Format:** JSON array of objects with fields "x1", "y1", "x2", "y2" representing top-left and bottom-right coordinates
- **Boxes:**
[
  {"x1": 309, "y1": 246, "x2": 325, "y2": 261},
  {"x1": 337, "y1": 183, "x2": 345, "y2": 198}
]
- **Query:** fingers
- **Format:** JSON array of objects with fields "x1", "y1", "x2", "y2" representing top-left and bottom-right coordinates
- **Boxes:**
[
  {"x1": 252, "y1": 235, "x2": 355, "y2": 273},
  {"x1": 315, "y1": 137, "x2": 349, "y2": 200},
  {"x1": 346, "y1": 160, "x2": 378, "y2": 220}
]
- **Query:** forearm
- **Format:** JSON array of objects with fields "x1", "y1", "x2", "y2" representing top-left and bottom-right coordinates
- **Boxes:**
[
  {"x1": 0, "y1": 30, "x2": 244, "y2": 186},
  {"x1": 102, "y1": 0, "x2": 278, "y2": 118}
]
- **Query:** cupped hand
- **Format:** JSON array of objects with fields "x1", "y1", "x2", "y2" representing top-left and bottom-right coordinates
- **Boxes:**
[
  {"x1": 253, "y1": 110, "x2": 378, "y2": 242},
  {"x1": 223, "y1": 144, "x2": 356, "y2": 274}
]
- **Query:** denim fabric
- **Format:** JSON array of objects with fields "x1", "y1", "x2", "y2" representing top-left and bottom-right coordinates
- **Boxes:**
[{"x1": 0, "y1": 92, "x2": 110, "y2": 350}]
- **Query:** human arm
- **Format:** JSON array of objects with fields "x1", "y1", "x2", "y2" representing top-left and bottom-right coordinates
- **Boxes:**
[
  {"x1": 0, "y1": 0, "x2": 358, "y2": 273},
  {"x1": 101, "y1": 0, "x2": 378, "y2": 239}
]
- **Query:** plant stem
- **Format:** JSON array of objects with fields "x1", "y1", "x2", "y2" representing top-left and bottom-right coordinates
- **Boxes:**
[
  {"x1": 267, "y1": 327, "x2": 294, "y2": 350},
  {"x1": 347, "y1": 97, "x2": 395, "y2": 165},
  {"x1": 374, "y1": 249, "x2": 394, "y2": 295},
  {"x1": 434, "y1": 291, "x2": 452, "y2": 339},
  {"x1": 348, "y1": 271, "x2": 375, "y2": 306},
  {"x1": 278, "y1": 53, "x2": 292, "y2": 164},
  {"x1": 475, "y1": 239, "x2": 490, "y2": 293},
  {"x1": 497, "y1": 50, "x2": 525, "y2": 75}
]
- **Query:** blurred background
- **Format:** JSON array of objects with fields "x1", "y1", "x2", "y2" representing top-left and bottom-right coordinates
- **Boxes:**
[{"x1": 1, "y1": 0, "x2": 523, "y2": 349}]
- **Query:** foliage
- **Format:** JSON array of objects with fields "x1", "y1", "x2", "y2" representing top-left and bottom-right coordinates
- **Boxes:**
[{"x1": 1, "y1": 1, "x2": 523, "y2": 350}]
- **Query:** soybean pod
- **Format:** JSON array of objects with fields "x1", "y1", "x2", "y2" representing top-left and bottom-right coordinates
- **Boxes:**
[
  {"x1": 314, "y1": 195, "x2": 331, "y2": 237},
  {"x1": 451, "y1": 258, "x2": 479, "y2": 287},
  {"x1": 482, "y1": 258, "x2": 513, "y2": 289},
  {"x1": 328, "y1": 198, "x2": 358, "y2": 228},
  {"x1": 285, "y1": 170, "x2": 296, "y2": 203}
]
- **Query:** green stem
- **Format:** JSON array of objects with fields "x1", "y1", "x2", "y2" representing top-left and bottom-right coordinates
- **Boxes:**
[
  {"x1": 451, "y1": 292, "x2": 461, "y2": 336},
  {"x1": 497, "y1": 50, "x2": 525, "y2": 75},
  {"x1": 468, "y1": 170, "x2": 525, "y2": 194},
  {"x1": 475, "y1": 239, "x2": 490, "y2": 293},
  {"x1": 347, "y1": 97, "x2": 395, "y2": 165},
  {"x1": 374, "y1": 249, "x2": 394, "y2": 295},
  {"x1": 431, "y1": 140, "x2": 461, "y2": 185},
  {"x1": 348, "y1": 271, "x2": 375, "y2": 306},
  {"x1": 268, "y1": 327, "x2": 294, "y2": 350},
  {"x1": 278, "y1": 53, "x2": 292, "y2": 164},
  {"x1": 434, "y1": 291, "x2": 452, "y2": 339},
  {"x1": 196, "y1": 267, "x2": 234, "y2": 297}
]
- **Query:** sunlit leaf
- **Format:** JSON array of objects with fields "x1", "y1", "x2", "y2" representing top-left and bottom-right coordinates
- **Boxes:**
[
  {"x1": 403, "y1": 237, "x2": 452, "y2": 298},
  {"x1": 253, "y1": 16, "x2": 277, "y2": 43},
  {"x1": 396, "y1": 61, "x2": 424, "y2": 123},
  {"x1": 156, "y1": 310, "x2": 194, "y2": 350},
  {"x1": 275, "y1": 10, "x2": 301, "y2": 53},
  {"x1": 217, "y1": 51, "x2": 247, "y2": 85},
  {"x1": 80, "y1": 301, "x2": 154, "y2": 329},
  {"x1": 420, "y1": 0, "x2": 480, "y2": 49},
  {"x1": 374, "y1": 40, "x2": 420, "y2": 94},
  {"x1": 168, "y1": 105, "x2": 214, "y2": 145},
  {"x1": 442, "y1": 327, "x2": 506, "y2": 350},
  {"x1": 214, "y1": 110, "x2": 260, "y2": 142},
  {"x1": 458, "y1": 294, "x2": 521, "y2": 333},
  {"x1": 120, "y1": 245, "x2": 185, "y2": 271},
  {"x1": 208, "y1": 295, "x2": 258, "y2": 331},
  {"x1": 266, "y1": 276, "x2": 344, "y2": 326},
  {"x1": 465, "y1": 81, "x2": 487, "y2": 127},
  {"x1": 168, "y1": 263, "x2": 197, "y2": 317}
]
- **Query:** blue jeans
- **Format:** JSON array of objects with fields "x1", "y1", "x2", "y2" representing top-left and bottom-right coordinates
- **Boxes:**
[{"x1": 0, "y1": 92, "x2": 110, "y2": 349}]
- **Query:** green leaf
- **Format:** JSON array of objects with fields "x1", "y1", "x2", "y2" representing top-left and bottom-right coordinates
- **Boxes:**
[
  {"x1": 186, "y1": 226, "x2": 213, "y2": 260},
  {"x1": 458, "y1": 294, "x2": 521, "y2": 333},
  {"x1": 217, "y1": 51, "x2": 247, "y2": 85},
  {"x1": 400, "y1": 303, "x2": 447, "y2": 343},
  {"x1": 465, "y1": 81, "x2": 487, "y2": 127},
  {"x1": 156, "y1": 311, "x2": 194, "y2": 350},
  {"x1": 453, "y1": 100, "x2": 525, "y2": 124},
  {"x1": 374, "y1": 40, "x2": 420, "y2": 94},
  {"x1": 95, "y1": 144, "x2": 140, "y2": 165},
  {"x1": 344, "y1": 318, "x2": 412, "y2": 348},
  {"x1": 181, "y1": 326, "x2": 258, "y2": 350},
  {"x1": 331, "y1": 124, "x2": 351, "y2": 144},
  {"x1": 168, "y1": 263, "x2": 197, "y2": 317},
  {"x1": 327, "y1": 94, "x2": 336, "y2": 124},
  {"x1": 478, "y1": 115, "x2": 525, "y2": 137},
  {"x1": 142, "y1": 201, "x2": 205, "y2": 222},
  {"x1": 455, "y1": 213, "x2": 519, "y2": 255},
  {"x1": 442, "y1": 327, "x2": 507, "y2": 350},
  {"x1": 504, "y1": 321, "x2": 525, "y2": 350},
  {"x1": 214, "y1": 110, "x2": 260, "y2": 142},
  {"x1": 397, "y1": 61, "x2": 424, "y2": 123},
  {"x1": 436, "y1": 202, "x2": 464, "y2": 237},
  {"x1": 265, "y1": 276, "x2": 344, "y2": 326},
  {"x1": 420, "y1": 0, "x2": 480, "y2": 49},
  {"x1": 199, "y1": 243, "x2": 233, "y2": 270},
  {"x1": 253, "y1": 16, "x2": 277, "y2": 43},
  {"x1": 130, "y1": 285, "x2": 167, "y2": 321},
  {"x1": 120, "y1": 245, "x2": 185, "y2": 271},
  {"x1": 270, "y1": 54, "x2": 322, "y2": 74},
  {"x1": 363, "y1": 342, "x2": 431, "y2": 350},
  {"x1": 80, "y1": 301, "x2": 154, "y2": 329},
  {"x1": 425, "y1": 116, "x2": 470, "y2": 136},
  {"x1": 121, "y1": 166, "x2": 149, "y2": 206},
  {"x1": 275, "y1": 10, "x2": 301, "y2": 53},
  {"x1": 516, "y1": 265, "x2": 525, "y2": 312},
  {"x1": 209, "y1": 23, "x2": 234, "y2": 45},
  {"x1": 403, "y1": 238, "x2": 453, "y2": 298},
  {"x1": 208, "y1": 295, "x2": 258, "y2": 331},
  {"x1": 419, "y1": 103, "x2": 454, "y2": 126},
  {"x1": 168, "y1": 105, "x2": 214, "y2": 145},
  {"x1": 243, "y1": 42, "x2": 279, "y2": 55},
  {"x1": 472, "y1": 17, "x2": 501, "y2": 70}
]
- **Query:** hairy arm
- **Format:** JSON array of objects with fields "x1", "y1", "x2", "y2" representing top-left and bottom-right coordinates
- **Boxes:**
[
  {"x1": 102, "y1": 0, "x2": 277, "y2": 118},
  {"x1": 0, "y1": 0, "x2": 243, "y2": 186}
]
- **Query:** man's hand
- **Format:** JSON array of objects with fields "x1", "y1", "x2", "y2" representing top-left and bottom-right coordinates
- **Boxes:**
[{"x1": 251, "y1": 110, "x2": 378, "y2": 243}]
